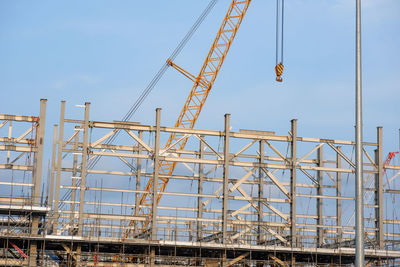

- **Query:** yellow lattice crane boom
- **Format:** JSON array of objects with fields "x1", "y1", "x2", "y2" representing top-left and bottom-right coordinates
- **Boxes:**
[{"x1": 122, "y1": 0, "x2": 252, "y2": 239}]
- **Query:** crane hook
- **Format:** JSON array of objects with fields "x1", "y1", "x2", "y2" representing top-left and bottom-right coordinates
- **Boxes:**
[{"x1": 275, "y1": 62, "x2": 284, "y2": 82}]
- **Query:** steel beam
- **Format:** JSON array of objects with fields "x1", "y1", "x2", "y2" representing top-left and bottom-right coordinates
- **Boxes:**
[
  {"x1": 70, "y1": 126, "x2": 79, "y2": 235},
  {"x1": 317, "y1": 146, "x2": 323, "y2": 247},
  {"x1": 222, "y1": 113, "x2": 230, "y2": 244},
  {"x1": 29, "y1": 240, "x2": 38, "y2": 266},
  {"x1": 290, "y1": 119, "x2": 297, "y2": 247},
  {"x1": 336, "y1": 147, "x2": 343, "y2": 245},
  {"x1": 135, "y1": 131, "x2": 143, "y2": 233},
  {"x1": 48, "y1": 124, "x2": 58, "y2": 211},
  {"x1": 151, "y1": 108, "x2": 161, "y2": 240},
  {"x1": 258, "y1": 140, "x2": 264, "y2": 244},
  {"x1": 197, "y1": 135, "x2": 204, "y2": 241},
  {"x1": 375, "y1": 127, "x2": 383, "y2": 248},
  {"x1": 53, "y1": 100, "x2": 65, "y2": 233},
  {"x1": 78, "y1": 102, "x2": 90, "y2": 236},
  {"x1": 32, "y1": 99, "x2": 46, "y2": 206}
]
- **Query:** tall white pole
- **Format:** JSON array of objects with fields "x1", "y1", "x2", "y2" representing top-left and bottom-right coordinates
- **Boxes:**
[{"x1": 355, "y1": 0, "x2": 364, "y2": 266}]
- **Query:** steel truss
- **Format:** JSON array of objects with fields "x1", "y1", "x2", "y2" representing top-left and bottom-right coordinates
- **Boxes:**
[
  {"x1": 1, "y1": 100, "x2": 400, "y2": 266},
  {"x1": 0, "y1": 99, "x2": 48, "y2": 266}
]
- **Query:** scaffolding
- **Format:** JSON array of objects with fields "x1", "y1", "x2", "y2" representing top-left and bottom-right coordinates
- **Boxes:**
[{"x1": 0, "y1": 100, "x2": 399, "y2": 266}]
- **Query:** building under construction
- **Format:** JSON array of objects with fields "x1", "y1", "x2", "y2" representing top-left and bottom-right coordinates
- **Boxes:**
[
  {"x1": 0, "y1": 99, "x2": 400, "y2": 266},
  {"x1": 1, "y1": 0, "x2": 400, "y2": 266}
]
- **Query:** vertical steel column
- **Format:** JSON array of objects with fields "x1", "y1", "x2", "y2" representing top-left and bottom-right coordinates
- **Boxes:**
[
  {"x1": 317, "y1": 146, "x2": 323, "y2": 247},
  {"x1": 222, "y1": 250, "x2": 227, "y2": 267},
  {"x1": 70, "y1": 126, "x2": 79, "y2": 235},
  {"x1": 48, "y1": 124, "x2": 58, "y2": 211},
  {"x1": 28, "y1": 242, "x2": 38, "y2": 267},
  {"x1": 32, "y1": 99, "x2": 47, "y2": 206},
  {"x1": 151, "y1": 108, "x2": 161, "y2": 240},
  {"x1": 29, "y1": 100, "x2": 46, "y2": 267},
  {"x1": 53, "y1": 101, "x2": 66, "y2": 233},
  {"x1": 336, "y1": 146, "x2": 342, "y2": 244},
  {"x1": 76, "y1": 245, "x2": 81, "y2": 266},
  {"x1": 77, "y1": 102, "x2": 90, "y2": 236},
  {"x1": 135, "y1": 131, "x2": 143, "y2": 233},
  {"x1": 6, "y1": 121, "x2": 12, "y2": 164},
  {"x1": 258, "y1": 140, "x2": 264, "y2": 244},
  {"x1": 375, "y1": 127, "x2": 383, "y2": 248},
  {"x1": 355, "y1": 0, "x2": 364, "y2": 264},
  {"x1": 149, "y1": 247, "x2": 156, "y2": 267},
  {"x1": 290, "y1": 119, "x2": 297, "y2": 247},
  {"x1": 197, "y1": 136, "x2": 205, "y2": 241},
  {"x1": 222, "y1": 114, "x2": 230, "y2": 244}
]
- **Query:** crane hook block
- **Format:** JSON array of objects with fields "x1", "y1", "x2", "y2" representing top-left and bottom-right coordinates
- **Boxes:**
[{"x1": 275, "y1": 62, "x2": 284, "y2": 82}]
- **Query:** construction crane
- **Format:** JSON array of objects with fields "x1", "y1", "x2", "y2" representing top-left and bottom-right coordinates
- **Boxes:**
[{"x1": 122, "y1": 0, "x2": 252, "y2": 239}]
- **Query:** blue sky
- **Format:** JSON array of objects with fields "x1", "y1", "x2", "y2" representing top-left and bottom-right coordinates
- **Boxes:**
[{"x1": 0, "y1": 0, "x2": 399, "y2": 159}]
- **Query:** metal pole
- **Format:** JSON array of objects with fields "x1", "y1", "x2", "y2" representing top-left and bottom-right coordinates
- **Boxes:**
[{"x1": 355, "y1": 0, "x2": 364, "y2": 265}]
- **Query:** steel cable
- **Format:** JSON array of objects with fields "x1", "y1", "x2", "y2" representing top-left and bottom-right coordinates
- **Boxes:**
[
  {"x1": 275, "y1": 0, "x2": 279, "y2": 65},
  {"x1": 275, "y1": 0, "x2": 284, "y2": 64},
  {"x1": 281, "y1": 0, "x2": 284, "y2": 63},
  {"x1": 58, "y1": 0, "x2": 218, "y2": 208},
  {"x1": 86, "y1": 0, "x2": 218, "y2": 171}
]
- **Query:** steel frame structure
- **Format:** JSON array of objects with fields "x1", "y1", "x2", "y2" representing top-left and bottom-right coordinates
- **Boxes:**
[
  {"x1": 134, "y1": 0, "x2": 252, "y2": 237},
  {"x1": 0, "y1": 99, "x2": 48, "y2": 266},
  {"x1": 1, "y1": 100, "x2": 400, "y2": 266}
]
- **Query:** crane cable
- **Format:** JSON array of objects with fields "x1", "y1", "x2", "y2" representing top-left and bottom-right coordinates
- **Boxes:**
[
  {"x1": 57, "y1": 0, "x2": 219, "y2": 208},
  {"x1": 86, "y1": 0, "x2": 218, "y2": 171},
  {"x1": 275, "y1": 0, "x2": 284, "y2": 82},
  {"x1": 122, "y1": 0, "x2": 219, "y2": 123}
]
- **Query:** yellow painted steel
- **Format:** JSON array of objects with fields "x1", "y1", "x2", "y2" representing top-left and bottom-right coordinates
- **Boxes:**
[
  {"x1": 124, "y1": 0, "x2": 252, "y2": 239},
  {"x1": 275, "y1": 62, "x2": 284, "y2": 82}
]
